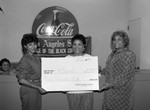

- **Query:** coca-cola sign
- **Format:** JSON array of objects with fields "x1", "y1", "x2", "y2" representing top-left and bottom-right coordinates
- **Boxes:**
[
  {"x1": 32, "y1": 6, "x2": 79, "y2": 37},
  {"x1": 31, "y1": 6, "x2": 90, "y2": 57}
]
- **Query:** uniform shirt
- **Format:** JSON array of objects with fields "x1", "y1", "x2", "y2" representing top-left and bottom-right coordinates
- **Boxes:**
[{"x1": 102, "y1": 49, "x2": 136, "y2": 110}]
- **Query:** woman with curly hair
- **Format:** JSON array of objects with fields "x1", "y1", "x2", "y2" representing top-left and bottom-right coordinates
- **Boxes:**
[{"x1": 100, "y1": 30, "x2": 136, "y2": 110}]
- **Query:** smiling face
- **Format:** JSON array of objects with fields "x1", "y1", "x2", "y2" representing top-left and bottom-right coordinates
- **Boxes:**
[
  {"x1": 2, "y1": 61, "x2": 10, "y2": 72},
  {"x1": 24, "y1": 42, "x2": 38, "y2": 55},
  {"x1": 112, "y1": 35, "x2": 124, "y2": 50},
  {"x1": 72, "y1": 39, "x2": 85, "y2": 56}
]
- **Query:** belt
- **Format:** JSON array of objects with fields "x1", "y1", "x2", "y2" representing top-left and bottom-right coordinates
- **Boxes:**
[{"x1": 28, "y1": 79, "x2": 41, "y2": 83}]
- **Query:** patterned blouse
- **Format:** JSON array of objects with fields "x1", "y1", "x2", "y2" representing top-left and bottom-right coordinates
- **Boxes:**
[{"x1": 102, "y1": 48, "x2": 136, "y2": 110}]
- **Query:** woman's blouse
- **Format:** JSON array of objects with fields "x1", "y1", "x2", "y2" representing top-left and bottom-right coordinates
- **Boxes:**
[
  {"x1": 103, "y1": 49, "x2": 136, "y2": 110},
  {"x1": 16, "y1": 54, "x2": 41, "y2": 82}
]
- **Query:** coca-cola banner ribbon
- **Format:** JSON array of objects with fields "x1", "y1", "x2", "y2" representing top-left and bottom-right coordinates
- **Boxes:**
[{"x1": 32, "y1": 6, "x2": 91, "y2": 57}]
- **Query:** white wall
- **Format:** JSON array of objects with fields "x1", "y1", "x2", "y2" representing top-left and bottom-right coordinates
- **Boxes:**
[
  {"x1": 129, "y1": 0, "x2": 150, "y2": 69},
  {"x1": 0, "y1": 0, "x2": 129, "y2": 67}
]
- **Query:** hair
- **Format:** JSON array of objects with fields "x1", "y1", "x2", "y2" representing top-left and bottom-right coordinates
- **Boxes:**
[
  {"x1": 71, "y1": 34, "x2": 86, "y2": 46},
  {"x1": 0, "y1": 58, "x2": 10, "y2": 67},
  {"x1": 21, "y1": 33, "x2": 39, "y2": 54},
  {"x1": 111, "y1": 30, "x2": 129, "y2": 50}
]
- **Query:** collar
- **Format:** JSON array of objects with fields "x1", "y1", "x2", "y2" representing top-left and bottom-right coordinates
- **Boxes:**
[{"x1": 113, "y1": 48, "x2": 128, "y2": 54}]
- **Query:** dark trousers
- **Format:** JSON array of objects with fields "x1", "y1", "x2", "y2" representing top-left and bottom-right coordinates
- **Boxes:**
[
  {"x1": 20, "y1": 85, "x2": 42, "y2": 110},
  {"x1": 67, "y1": 93, "x2": 93, "y2": 110}
]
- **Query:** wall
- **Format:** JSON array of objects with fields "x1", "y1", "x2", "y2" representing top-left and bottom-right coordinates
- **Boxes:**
[
  {"x1": 134, "y1": 70, "x2": 150, "y2": 110},
  {"x1": 0, "y1": 0, "x2": 129, "y2": 67},
  {"x1": 129, "y1": 0, "x2": 150, "y2": 69}
]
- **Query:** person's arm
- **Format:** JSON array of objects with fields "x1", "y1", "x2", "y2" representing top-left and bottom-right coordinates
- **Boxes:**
[
  {"x1": 18, "y1": 78, "x2": 46, "y2": 94},
  {"x1": 100, "y1": 67, "x2": 106, "y2": 75},
  {"x1": 111, "y1": 52, "x2": 136, "y2": 88},
  {"x1": 99, "y1": 52, "x2": 136, "y2": 92},
  {"x1": 105, "y1": 52, "x2": 136, "y2": 90},
  {"x1": 16, "y1": 56, "x2": 46, "y2": 94}
]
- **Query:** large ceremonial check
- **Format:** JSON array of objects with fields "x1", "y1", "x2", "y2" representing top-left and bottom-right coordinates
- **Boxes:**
[{"x1": 41, "y1": 56, "x2": 99, "y2": 92}]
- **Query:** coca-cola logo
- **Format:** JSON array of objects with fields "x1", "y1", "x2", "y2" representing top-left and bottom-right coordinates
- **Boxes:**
[{"x1": 32, "y1": 6, "x2": 79, "y2": 37}]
